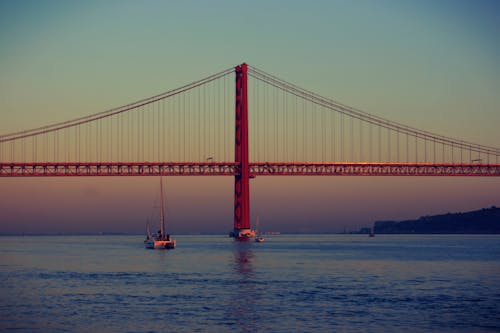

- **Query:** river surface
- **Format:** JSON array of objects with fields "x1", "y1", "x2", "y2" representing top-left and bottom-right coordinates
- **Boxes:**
[{"x1": 1, "y1": 234, "x2": 499, "y2": 332}]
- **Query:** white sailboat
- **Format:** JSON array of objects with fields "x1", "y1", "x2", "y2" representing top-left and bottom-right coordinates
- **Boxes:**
[{"x1": 144, "y1": 177, "x2": 176, "y2": 249}]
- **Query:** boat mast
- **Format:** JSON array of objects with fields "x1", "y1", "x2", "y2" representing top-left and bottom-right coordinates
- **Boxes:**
[
  {"x1": 160, "y1": 177, "x2": 165, "y2": 237},
  {"x1": 146, "y1": 220, "x2": 152, "y2": 238}
]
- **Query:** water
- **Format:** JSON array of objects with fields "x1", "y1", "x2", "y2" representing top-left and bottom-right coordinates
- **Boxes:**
[{"x1": 1, "y1": 234, "x2": 500, "y2": 332}]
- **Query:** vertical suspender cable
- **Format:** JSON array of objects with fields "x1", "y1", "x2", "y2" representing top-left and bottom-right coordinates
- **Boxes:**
[
  {"x1": 359, "y1": 119, "x2": 362, "y2": 162},
  {"x1": 378, "y1": 125, "x2": 381, "y2": 162},
  {"x1": 216, "y1": 78, "x2": 220, "y2": 162},
  {"x1": 424, "y1": 138, "x2": 427, "y2": 163},
  {"x1": 176, "y1": 94, "x2": 180, "y2": 161},
  {"x1": 199, "y1": 84, "x2": 201, "y2": 161},
  {"x1": 332, "y1": 108, "x2": 336, "y2": 162},
  {"x1": 303, "y1": 97, "x2": 306, "y2": 161},
  {"x1": 263, "y1": 78, "x2": 267, "y2": 161},
  {"x1": 341, "y1": 111, "x2": 344, "y2": 162},
  {"x1": 312, "y1": 99, "x2": 316, "y2": 162},
  {"x1": 295, "y1": 94, "x2": 298, "y2": 162},
  {"x1": 397, "y1": 129, "x2": 400, "y2": 163},
  {"x1": 369, "y1": 123, "x2": 372, "y2": 162},
  {"x1": 282, "y1": 89, "x2": 286, "y2": 161},
  {"x1": 415, "y1": 133, "x2": 418, "y2": 163},
  {"x1": 211, "y1": 80, "x2": 214, "y2": 161},
  {"x1": 157, "y1": 101, "x2": 160, "y2": 162},
  {"x1": 273, "y1": 83, "x2": 279, "y2": 161},
  {"x1": 322, "y1": 107, "x2": 326, "y2": 162},
  {"x1": 388, "y1": 128, "x2": 391, "y2": 163},
  {"x1": 406, "y1": 132, "x2": 409, "y2": 163}
]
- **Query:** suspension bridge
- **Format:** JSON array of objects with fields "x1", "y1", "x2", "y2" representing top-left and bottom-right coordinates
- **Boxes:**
[{"x1": 1, "y1": 63, "x2": 499, "y2": 237}]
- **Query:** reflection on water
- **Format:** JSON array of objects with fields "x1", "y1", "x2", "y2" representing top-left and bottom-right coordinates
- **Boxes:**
[
  {"x1": 232, "y1": 241, "x2": 255, "y2": 276},
  {"x1": 228, "y1": 241, "x2": 257, "y2": 332}
]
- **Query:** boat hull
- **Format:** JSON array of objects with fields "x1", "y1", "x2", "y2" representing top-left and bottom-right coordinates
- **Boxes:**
[{"x1": 145, "y1": 239, "x2": 176, "y2": 249}]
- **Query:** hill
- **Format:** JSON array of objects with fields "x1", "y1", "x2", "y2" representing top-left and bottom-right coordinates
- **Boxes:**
[{"x1": 373, "y1": 206, "x2": 500, "y2": 234}]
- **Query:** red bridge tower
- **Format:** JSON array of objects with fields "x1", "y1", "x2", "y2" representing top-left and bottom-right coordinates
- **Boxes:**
[{"x1": 230, "y1": 63, "x2": 255, "y2": 240}]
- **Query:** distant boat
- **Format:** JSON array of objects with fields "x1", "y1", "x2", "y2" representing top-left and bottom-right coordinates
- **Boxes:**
[
  {"x1": 255, "y1": 216, "x2": 265, "y2": 243},
  {"x1": 144, "y1": 177, "x2": 176, "y2": 249},
  {"x1": 369, "y1": 228, "x2": 375, "y2": 237}
]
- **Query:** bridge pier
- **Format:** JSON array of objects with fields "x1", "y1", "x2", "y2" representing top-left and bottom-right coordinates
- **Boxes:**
[{"x1": 230, "y1": 63, "x2": 255, "y2": 240}]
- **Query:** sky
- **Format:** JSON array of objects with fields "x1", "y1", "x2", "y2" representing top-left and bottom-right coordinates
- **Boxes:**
[{"x1": 0, "y1": 0, "x2": 499, "y2": 234}]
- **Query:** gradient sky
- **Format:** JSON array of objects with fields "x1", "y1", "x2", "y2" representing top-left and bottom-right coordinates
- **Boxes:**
[{"x1": 0, "y1": 0, "x2": 499, "y2": 234}]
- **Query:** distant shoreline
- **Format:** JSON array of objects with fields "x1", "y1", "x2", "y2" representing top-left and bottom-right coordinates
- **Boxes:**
[{"x1": 364, "y1": 206, "x2": 500, "y2": 234}]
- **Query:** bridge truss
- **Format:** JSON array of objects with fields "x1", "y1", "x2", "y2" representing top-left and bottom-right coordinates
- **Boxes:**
[{"x1": 1, "y1": 162, "x2": 499, "y2": 177}]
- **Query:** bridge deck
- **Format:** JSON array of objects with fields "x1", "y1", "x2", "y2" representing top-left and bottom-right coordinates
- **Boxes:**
[{"x1": 1, "y1": 162, "x2": 499, "y2": 177}]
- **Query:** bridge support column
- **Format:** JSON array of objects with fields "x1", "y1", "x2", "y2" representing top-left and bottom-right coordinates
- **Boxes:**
[{"x1": 231, "y1": 63, "x2": 254, "y2": 240}]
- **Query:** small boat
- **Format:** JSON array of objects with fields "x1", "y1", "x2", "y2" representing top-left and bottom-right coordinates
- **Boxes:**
[
  {"x1": 369, "y1": 228, "x2": 375, "y2": 237},
  {"x1": 144, "y1": 177, "x2": 176, "y2": 250},
  {"x1": 255, "y1": 216, "x2": 265, "y2": 243}
]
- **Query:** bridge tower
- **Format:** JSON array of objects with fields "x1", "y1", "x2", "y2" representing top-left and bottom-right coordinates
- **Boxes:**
[{"x1": 231, "y1": 63, "x2": 254, "y2": 240}]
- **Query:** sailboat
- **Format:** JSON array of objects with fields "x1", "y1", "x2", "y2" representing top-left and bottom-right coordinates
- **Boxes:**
[
  {"x1": 255, "y1": 216, "x2": 265, "y2": 243},
  {"x1": 144, "y1": 177, "x2": 176, "y2": 249}
]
